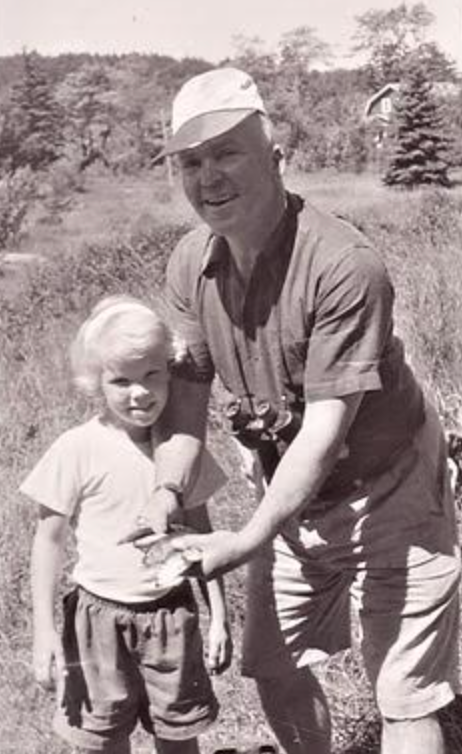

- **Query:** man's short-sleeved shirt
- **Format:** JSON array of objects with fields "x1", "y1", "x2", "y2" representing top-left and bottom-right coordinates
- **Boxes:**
[{"x1": 164, "y1": 192, "x2": 424, "y2": 492}]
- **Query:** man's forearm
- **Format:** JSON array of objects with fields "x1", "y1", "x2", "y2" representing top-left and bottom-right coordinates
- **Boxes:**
[
  {"x1": 238, "y1": 436, "x2": 335, "y2": 552},
  {"x1": 239, "y1": 394, "x2": 363, "y2": 554},
  {"x1": 154, "y1": 434, "x2": 204, "y2": 493}
]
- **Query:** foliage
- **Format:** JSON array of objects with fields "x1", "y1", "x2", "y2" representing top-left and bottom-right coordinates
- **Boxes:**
[
  {"x1": 55, "y1": 62, "x2": 115, "y2": 171},
  {"x1": 407, "y1": 41, "x2": 459, "y2": 81},
  {"x1": 383, "y1": 64, "x2": 452, "y2": 187},
  {"x1": 0, "y1": 52, "x2": 64, "y2": 174},
  {"x1": 278, "y1": 25, "x2": 332, "y2": 77},
  {"x1": 41, "y1": 158, "x2": 86, "y2": 213},
  {"x1": 353, "y1": 1, "x2": 457, "y2": 93},
  {"x1": 0, "y1": 168, "x2": 37, "y2": 250},
  {"x1": 353, "y1": 1, "x2": 435, "y2": 87},
  {"x1": 443, "y1": 87, "x2": 462, "y2": 167},
  {"x1": 275, "y1": 69, "x2": 370, "y2": 172},
  {"x1": 0, "y1": 16, "x2": 459, "y2": 179},
  {"x1": 106, "y1": 59, "x2": 165, "y2": 172}
]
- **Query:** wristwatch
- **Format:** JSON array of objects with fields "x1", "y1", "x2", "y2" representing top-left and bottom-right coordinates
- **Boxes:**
[{"x1": 153, "y1": 482, "x2": 184, "y2": 508}]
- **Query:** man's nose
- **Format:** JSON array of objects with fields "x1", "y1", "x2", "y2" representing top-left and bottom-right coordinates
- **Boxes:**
[{"x1": 200, "y1": 156, "x2": 221, "y2": 184}]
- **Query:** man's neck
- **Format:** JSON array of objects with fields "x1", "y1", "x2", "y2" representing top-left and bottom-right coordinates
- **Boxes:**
[{"x1": 226, "y1": 190, "x2": 288, "y2": 280}]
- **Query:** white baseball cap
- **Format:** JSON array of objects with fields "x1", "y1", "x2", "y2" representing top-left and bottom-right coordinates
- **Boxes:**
[{"x1": 158, "y1": 67, "x2": 267, "y2": 158}]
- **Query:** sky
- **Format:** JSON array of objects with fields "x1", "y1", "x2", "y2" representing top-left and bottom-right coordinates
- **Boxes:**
[{"x1": 1, "y1": 0, "x2": 461, "y2": 73}]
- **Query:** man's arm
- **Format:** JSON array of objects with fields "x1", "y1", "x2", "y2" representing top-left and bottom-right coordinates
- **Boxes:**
[
  {"x1": 175, "y1": 392, "x2": 363, "y2": 578},
  {"x1": 239, "y1": 392, "x2": 363, "y2": 548},
  {"x1": 151, "y1": 228, "x2": 216, "y2": 531},
  {"x1": 149, "y1": 377, "x2": 212, "y2": 532}
]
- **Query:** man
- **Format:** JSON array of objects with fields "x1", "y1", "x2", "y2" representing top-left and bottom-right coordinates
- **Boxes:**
[{"x1": 147, "y1": 67, "x2": 460, "y2": 754}]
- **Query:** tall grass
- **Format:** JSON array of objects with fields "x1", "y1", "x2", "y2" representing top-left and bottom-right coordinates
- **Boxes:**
[
  {"x1": 342, "y1": 185, "x2": 462, "y2": 425},
  {"x1": 2, "y1": 172, "x2": 462, "y2": 753}
]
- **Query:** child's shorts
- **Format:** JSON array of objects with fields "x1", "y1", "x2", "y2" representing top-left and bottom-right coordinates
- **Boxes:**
[
  {"x1": 242, "y1": 402, "x2": 461, "y2": 720},
  {"x1": 54, "y1": 582, "x2": 218, "y2": 751}
]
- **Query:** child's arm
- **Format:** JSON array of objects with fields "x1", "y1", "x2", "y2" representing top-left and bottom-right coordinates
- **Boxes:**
[
  {"x1": 31, "y1": 505, "x2": 68, "y2": 691},
  {"x1": 184, "y1": 504, "x2": 233, "y2": 674}
]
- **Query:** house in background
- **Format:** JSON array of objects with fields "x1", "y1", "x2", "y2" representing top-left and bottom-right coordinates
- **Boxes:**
[
  {"x1": 363, "y1": 83, "x2": 400, "y2": 154},
  {"x1": 364, "y1": 83, "x2": 400, "y2": 126},
  {"x1": 363, "y1": 80, "x2": 460, "y2": 153}
]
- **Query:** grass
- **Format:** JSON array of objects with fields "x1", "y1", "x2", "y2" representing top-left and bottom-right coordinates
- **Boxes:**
[
  {"x1": 11, "y1": 166, "x2": 196, "y2": 261},
  {"x1": 2, "y1": 165, "x2": 462, "y2": 753}
]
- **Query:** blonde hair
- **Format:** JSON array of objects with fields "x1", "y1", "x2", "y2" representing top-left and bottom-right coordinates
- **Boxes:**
[{"x1": 71, "y1": 295, "x2": 184, "y2": 398}]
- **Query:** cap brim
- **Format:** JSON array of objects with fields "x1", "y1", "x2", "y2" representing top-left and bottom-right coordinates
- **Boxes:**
[{"x1": 154, "y1": 109, "x2": 256, "y2": 161}]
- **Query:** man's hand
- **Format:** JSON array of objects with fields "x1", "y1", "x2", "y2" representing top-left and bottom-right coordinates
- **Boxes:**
[
  {"x1": 171, "y1": 530, "x2": 252, "y2": 579},
  {"x1": 33, "y1": 627, "x2": 66, "y2": 692},
  {"x1": 146, "y1": 486, "x2": 185, "y2": 533},
  {"x1": 119, "y1": 488, "x2": 185, "y2": 547}
]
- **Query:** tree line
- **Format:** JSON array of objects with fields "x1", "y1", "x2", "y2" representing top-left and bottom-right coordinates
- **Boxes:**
[{"x1": 0, "y1": 1, "x2": 460, "y2": 186}]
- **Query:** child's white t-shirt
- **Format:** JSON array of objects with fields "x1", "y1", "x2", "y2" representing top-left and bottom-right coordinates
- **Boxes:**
[{"x1": 20, "y1": 416, "x2": 226, "y2": 603}]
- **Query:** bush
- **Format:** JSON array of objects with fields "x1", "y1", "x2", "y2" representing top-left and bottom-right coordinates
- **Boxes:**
[{"x1": 0, "y1": 168, "x2": 37, "y2": 250}]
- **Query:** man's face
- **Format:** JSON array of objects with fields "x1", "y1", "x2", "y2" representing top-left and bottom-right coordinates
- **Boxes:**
[{"x1": 177, "y1": 114, "x2": 281, "y2": 240}]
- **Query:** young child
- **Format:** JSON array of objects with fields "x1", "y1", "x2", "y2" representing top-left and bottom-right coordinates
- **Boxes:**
[{"x1": 21, "y1": 295, "x2": 232, "y2": 754}]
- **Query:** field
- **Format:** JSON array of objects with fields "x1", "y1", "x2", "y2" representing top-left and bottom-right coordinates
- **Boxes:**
[{"x1": 2, "y1": 165, "x2": 462, "y2": 754}]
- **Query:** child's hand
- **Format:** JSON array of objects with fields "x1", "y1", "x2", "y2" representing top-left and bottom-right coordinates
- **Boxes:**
[
  {"x1": 207, "y1": 619, "x2": 233, "y2": 675},
  {"x1": 33, "y1": 628, "x2": 66, "y2": 692}
]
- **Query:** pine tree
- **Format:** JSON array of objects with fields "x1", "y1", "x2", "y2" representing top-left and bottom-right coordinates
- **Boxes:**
[
  {"x1": 0, "y1": 52, "x2": 63, "y2": 173},
  {"x1": 383, "y1": 63, "x2": 451, "y2": 187}
]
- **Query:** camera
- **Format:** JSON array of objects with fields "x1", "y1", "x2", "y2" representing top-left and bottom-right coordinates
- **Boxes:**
[{"x1": 224, "y1": 395, "x2": 301, "y2": 449}]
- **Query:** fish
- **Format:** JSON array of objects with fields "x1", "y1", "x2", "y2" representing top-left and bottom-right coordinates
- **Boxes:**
[{"x1": 118, "y1": 523, "x2": 203, "y2": 588}]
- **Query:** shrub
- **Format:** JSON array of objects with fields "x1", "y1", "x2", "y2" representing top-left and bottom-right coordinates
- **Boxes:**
[{"x1": 0, "y1": 168, "x2": 37, "y2": 250}]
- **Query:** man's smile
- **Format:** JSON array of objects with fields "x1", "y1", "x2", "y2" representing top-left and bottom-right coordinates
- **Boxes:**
[{"x1": 203, "y1": 194, "x2": 238, "y2": 207}]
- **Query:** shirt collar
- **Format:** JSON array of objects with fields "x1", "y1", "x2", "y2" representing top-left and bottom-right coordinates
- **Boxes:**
[{"x1": 199, "y1": 192, "x2": 304, "y2": 279}]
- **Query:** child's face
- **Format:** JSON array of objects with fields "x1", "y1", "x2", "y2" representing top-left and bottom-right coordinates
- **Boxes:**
[{"x1": 100, "y1": 337, "x2": 170, "y2": 441}]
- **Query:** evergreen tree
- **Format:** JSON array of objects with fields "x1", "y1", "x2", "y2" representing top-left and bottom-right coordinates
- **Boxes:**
[
  {"x1": 56, "y1": 62, "x2": 114, "y2": 170},
  {"x1": 0, "y1": 52, "x2": 63, "y2": 173},
  {"x1": 383, "y1": 63, "x2": 451, "y2": 187}
]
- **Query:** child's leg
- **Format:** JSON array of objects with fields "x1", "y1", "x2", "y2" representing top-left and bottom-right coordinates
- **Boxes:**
[
  {"x1": 155, "y1": 737, "x2": 199, "y2": 754},
  {"x1": 140, "y1": 588, "x2": 218, "y2": 751},
  {"x1": 56, "y1": 589, "x2": 137, "y2": 754}
]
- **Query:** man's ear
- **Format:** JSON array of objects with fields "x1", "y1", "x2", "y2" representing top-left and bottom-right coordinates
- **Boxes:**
[{"x1": 273, "y1": 144, "x2": 286, "y2": 175}]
